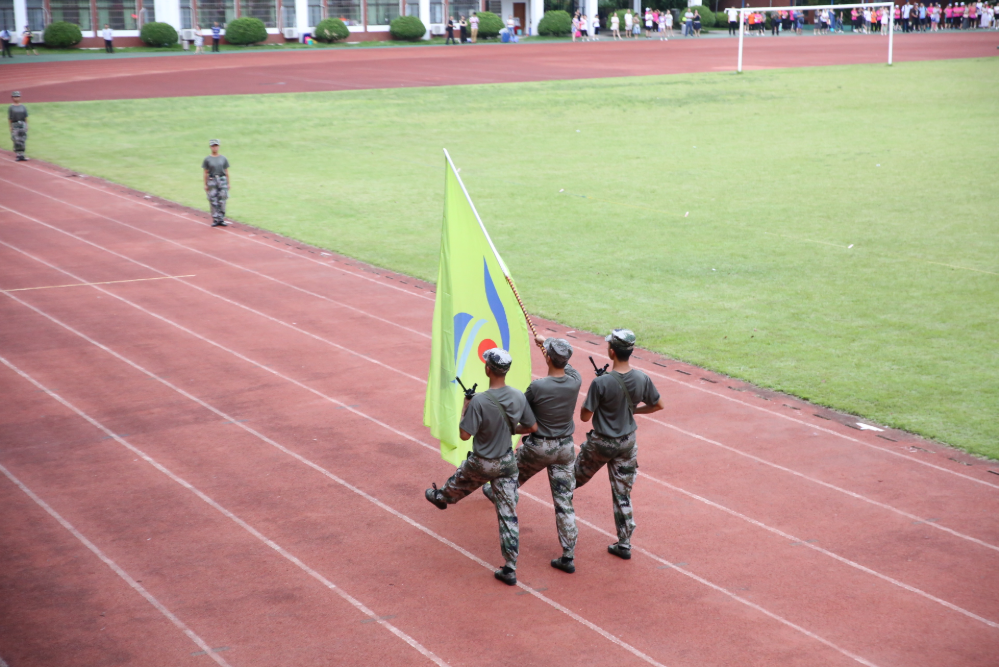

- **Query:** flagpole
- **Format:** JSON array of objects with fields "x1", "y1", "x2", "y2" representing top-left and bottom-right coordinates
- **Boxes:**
[{"x1": 443, "y1": 149, "x2": 545, "y2": 353}]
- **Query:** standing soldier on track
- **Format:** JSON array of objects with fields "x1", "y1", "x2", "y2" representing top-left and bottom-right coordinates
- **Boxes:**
[
  {"x1": 575, "y1": 329, "x2": 663, "y2": 560},
  {"x1": 202, "y1": 139, "x2": 230, "y2": 227},
  {"x1": 425, "y1": 348, "x2": 537, "y2": 586},
  {"x1": 483, "y1": 335, "x2": 581, "y2": 574},
  {"x1": 8, "y1": 91, "x2": 28, "y2": 161}
]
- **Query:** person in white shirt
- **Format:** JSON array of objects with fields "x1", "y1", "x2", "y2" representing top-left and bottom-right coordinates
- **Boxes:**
[
  {"x1": 726, "y1": 5, "x2": 739, "y2": 34},
  {"x1": 591, "y1": 14, "x2": 600, "y2": 39},
  {"x1": 193, "y1": 23, "x2": 205, "y2": 53},
  {"x1": 644, "y1": 8, "x2": 653, "y2": 36},
  {"x1": 683, "y1": 8, "x2": 694, "y2": 35},
  {"x1": 470, "y1": 12, "x2": 479, "y2": 42},
  {"x1": 611, "y1": 11, "x2": 621, "y2": 38},
  {"x1": 102, "y1": 23, "x2": 113, "y2": 53},
  {"x1": 624, "y1": 10, "x2": 633, "y2": 37},
  {"x1": 665, "y1": 9, "x2": 673, "y2": 35}
]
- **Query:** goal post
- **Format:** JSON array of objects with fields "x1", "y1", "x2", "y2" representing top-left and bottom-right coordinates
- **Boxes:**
[{"x1": 736, "y1": 2, "x2": 895, "y2": 73}]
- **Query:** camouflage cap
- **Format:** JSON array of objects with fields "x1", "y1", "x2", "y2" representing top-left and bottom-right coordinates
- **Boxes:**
[
  {"x1": 483, "y1": 347, "x2": 512, "y2": 374},
  {"x1": 11, "y1": 91, "x2": 20, "y2": 97},
  {"x1": 543, "y1": 337, "x2": 573, "y2": 364},
  {"x1": 209, "y1": 139, "x2": 220, "y2": 146},
  {"x1": 605, "y1": 328, "x2": 636, "y2": 351}
]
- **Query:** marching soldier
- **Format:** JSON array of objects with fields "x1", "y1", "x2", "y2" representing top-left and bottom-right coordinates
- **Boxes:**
[
  {"x1": 8, "y1": 91, "x2": 28, "y2": 161},
  {"x1": 484, "y1": 335, "x2": 581, "y2": 574},
  {"x1": 202, "y1": 139, "x2": 230, "y2": 227},
  {"x1": 576, "y1": 329, "x2": 663, "y2": 560},
  {"x1": 425, "y1": 348, "x2": 537, "y2": 586}
]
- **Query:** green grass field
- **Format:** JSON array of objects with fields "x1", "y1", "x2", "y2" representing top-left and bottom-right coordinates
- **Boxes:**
[{"x1": 17, "y1": 58, "x2": 998, "y2": 457}]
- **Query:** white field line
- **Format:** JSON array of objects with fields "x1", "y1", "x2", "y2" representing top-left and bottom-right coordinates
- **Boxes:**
[
  {"x1": 3, "y1": 218, "x2": 997, "y2": 613},
  {"x1": 1, "y1": 259, "x2": 864, "y2": 667},
  {"x1": 0, "y1": 460, "x2": 230, "y2": 667},
  {"x1": 0, "y1": 355, "x2": 447, "y2": 668},
  {"x1": 0, "y1": 266, "x2": 662, "y2": 668},
  {"x1": 9, "y1": 167, "x2": 438, "y2": 302},
  {"x1": 3, "y1": 171, "x2": 991, "y2": 491}
]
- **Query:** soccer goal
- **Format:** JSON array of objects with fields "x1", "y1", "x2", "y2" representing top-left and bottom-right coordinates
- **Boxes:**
[{"x1": 736, "y1": 2, "x2": 896, "y2": 73}]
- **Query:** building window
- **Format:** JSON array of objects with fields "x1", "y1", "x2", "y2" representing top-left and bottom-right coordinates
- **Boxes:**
[
  {"x1": 450, "y1": 0, "x2": 474, "y2": 18},
  {"x1": 308, "y1": 0, "x2": 322, "y2": 25},
  {"x1": 404, "y1": 0, "x2": 417, "y2": 15},
  {"x1": 430, "y1": 0, "x2": 442, "y2": 22},
  {"x1": 179, "y1": 0, "x2": 192, "y2": 28},
  {"x1": 27, "y1": 0, "x2": 45, "y2": 30},
  {"x1": 0, "y1": 0, "x2": 16, "y2": 30},
  {"x1": 281, "y1": 2, "x2": 294, "y2": 26},
  {"x1": 327, "y1": 0, "x2": 359, "y2": 24},
  {"x1": 143, "y1": 1, "x2": 155, "y2": 22},
  {"x1": 367, "y1": 0, "x2": 398, "y2": 24},
  {"x1": 242, "y1": 0, "x2": 276, "y2": 27},
  {"x1": 97, "y1": 0, "x2": 138, "y2": 29},
  {"x1": 51, "y1": 0, "x2": 93, "y2": 29},
  {"x1": 198, "y1": 0, "x2": 234, "y2": 26}
]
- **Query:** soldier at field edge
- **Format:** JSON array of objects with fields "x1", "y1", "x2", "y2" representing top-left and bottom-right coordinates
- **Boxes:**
[
  {"x1": 8, "y1": 91, "x2": 28, "y2": 161},
  {"x1": 575, "y1": 328, "x2": 663, "y2": 560},
  {"x1": 202, "y1": 139, "x2": 230, "y2": 227},
  {"x1": 483, "y1": 335, "x2": 581, "y2": 574},
  {"x1": 425, "y1": 348, "x2": 537, "y2": 586}
]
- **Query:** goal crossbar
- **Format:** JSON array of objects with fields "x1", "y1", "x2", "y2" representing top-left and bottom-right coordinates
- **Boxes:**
[{"x1": 736, "y1": 2, "x2": 895, "y2": 72}]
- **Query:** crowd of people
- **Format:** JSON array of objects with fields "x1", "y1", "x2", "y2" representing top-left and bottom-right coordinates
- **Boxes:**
[{"x1": 733, "y1": 1, "x2": 996, "y2": 35}]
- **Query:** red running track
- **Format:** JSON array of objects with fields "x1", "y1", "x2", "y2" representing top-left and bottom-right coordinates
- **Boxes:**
[
  {"x1": 0, "y1": 155, "x2": 996, "y2": 666},
  {"x1": 0, "y1": 31, "x2": 996, "y2": 102}
]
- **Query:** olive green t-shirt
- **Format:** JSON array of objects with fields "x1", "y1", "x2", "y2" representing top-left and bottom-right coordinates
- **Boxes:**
[
  {"x1": 201, "y1": 155, "x2": 229, "y2": 177},
  {"x1": 583, "y1": 368, "x2": 660, "y2": 438},
  {"x1": 8, "y1": 104, "x2": 28, "y2": 123},
  {"x1": 524, "y1": 364, "x2": 581, "y2": 439},
  {"x1": 460, "y1": 386, "x2": 536, "y2": 459}
]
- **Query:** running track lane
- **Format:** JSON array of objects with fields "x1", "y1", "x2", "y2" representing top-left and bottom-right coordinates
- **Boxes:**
[
  {"x1": 0, "y1": 32, "x2": 996, "y2": 102},
  {"x1": 0, "y1": 159, "x2": 996, "y2": 665}
]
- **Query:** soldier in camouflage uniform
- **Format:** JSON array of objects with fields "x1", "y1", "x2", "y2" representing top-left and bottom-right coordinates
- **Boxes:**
[
  {"x1": 202, "y1": 139, "x2": 230, "y2": 227},
  {"x1": 8, "y1": 91, "x2": 29, "y2": 161},
  {"x1": 484, "y1": 335, "x2": 581, "y2": 573},
  {"x1": 426, "y1": 348, "x2": 537, "y2": 586},
  {"x1": 576, "y1": 329, "x2": 663, "y2": 560}
]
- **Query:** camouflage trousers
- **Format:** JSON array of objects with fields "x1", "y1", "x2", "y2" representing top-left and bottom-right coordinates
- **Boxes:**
[
  {"x1": 574, "y1": 430, "x2": 638, "y2": 549},
  {"x1": 10, "y1": 121, "x2": 26, "y2": 157},
  {"x1": 516, "y1": 434, "x2": 578, "y2": 559},
  {"x1": 206, "y1": 175, "x2": 228, "y2": 224},
  {"x1": 440, "y1": 449, "x2": 519, "y2": 570}
]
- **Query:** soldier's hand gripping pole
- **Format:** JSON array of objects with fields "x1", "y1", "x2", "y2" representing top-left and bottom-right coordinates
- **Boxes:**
[
  {"x1": 455, "y1": 377, "x2": 477, "y2": 400},
  {"x1": 589, "y1": 356, "x2": 609, "y2": 377}
]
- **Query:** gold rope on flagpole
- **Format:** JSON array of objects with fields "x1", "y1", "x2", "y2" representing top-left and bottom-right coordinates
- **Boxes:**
[{"x1": 504, "y1": 275, "x2": 545, "y2": 352}]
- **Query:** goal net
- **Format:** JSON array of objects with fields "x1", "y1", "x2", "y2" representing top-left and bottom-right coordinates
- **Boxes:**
[{"x1": 735, "y1": 2, "x2": 896, "y2": 72}]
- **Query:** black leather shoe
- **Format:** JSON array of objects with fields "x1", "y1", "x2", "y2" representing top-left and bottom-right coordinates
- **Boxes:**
[
  {"x1": 608, "y1": 543, "x2": 632, "y2": 560},
  {"x1": 424, "y1": 484, "x2": 447, "y2": 510},
  {"x1": 494, "y1": 566, "x2": 516, "y2": 585},
  {"x1": 551, "y1": 557, "x2": 576, "y2": 573},
  {"x1": 482, "y1": 481, "x2": 495, "y2": 503}
]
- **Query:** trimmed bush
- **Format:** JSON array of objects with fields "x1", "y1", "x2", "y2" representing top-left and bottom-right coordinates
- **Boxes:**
[
  {"x1": 537, "y1": 10, "x2": 571, "y2": 35},
  {"x1": 140, "y1": 21, "x2": 179, "y2": 47},
  {"x1": 42, "y1": 21, "x2": 82, "y2": 48},
  {"x1": 715, "y1": 12, "x2": 729, "y2": 27},
  {"x1": 474, "y1": 11, "x2": 503, "y2": 38},
  {"x1": 314, "y1": 17, "x2": 349, "y2": 42},
  {"x1": 389, "y1": 15, "x2": 425, "y2": 40},
  {"x1": 225, "y1": 17, "x2": 267, "y2": 45}
]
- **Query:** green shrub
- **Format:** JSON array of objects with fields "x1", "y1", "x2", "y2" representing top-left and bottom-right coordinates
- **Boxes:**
[
  {"x1": 474, "y1": 11, "x2": 503, "y2": 38},
  {"x1": 389, "y1": 15, "x2": 425, "y2": 40},
  {"x1": 537, "y1": 9, "x2": 571, "y2": 35},
  {"x1": 225, "y1": 17, "x2": 267, "y2": 45},
  {"x1": 716, "y1": 11, "x2": 729, "y2": 26},
  {"x1": 42, "y1": 21, "x2": 82, "y2": 48},
  {"x1": 140, "y1": 21, "x2": 179, "y2": 47},
  {"x1": 314, "y1": 17, "x2": 349, "y2": 42}
]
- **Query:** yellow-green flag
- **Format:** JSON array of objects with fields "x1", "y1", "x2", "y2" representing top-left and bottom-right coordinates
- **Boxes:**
[{"x1": 423, "y1": 150, "x2": 533, "y2": 465}]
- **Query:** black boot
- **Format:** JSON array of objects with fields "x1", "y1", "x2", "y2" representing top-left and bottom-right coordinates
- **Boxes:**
[
  {"x1": 550, "y1": 556, "x2": 576, "y2": 573},
  {"x1": 494, "y1": 566, "x2": 516, "y2": 585},
  {"x1": 424, "y1": 483, "x2": 447, "y2": 510},
  {"x1": 607, "y1": 543, "x2": 632, "y2": 560}
]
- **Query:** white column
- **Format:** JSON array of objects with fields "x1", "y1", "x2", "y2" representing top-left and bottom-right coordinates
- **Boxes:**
[
  {"x1": 419, "y1": 0, "x2": 429, "y2": 37},
  {"x1": 295, "y1": 0, "x2": 308, "y2": 31},
  {"x1": 154, "y1": 0, "x2": 181, "y2": 29},
  {"x1": 632, "y1": 0, "x2": 639, "y2": 13},
  {"x1": 586, "y1": 0, "x2": 596, "y2": 26},
  {"x1": 13, "y1": 0, "x2": 27, "y2": 33},
  {"x1": 529, "y1": 0, "x2": 541, "y2": 34}
]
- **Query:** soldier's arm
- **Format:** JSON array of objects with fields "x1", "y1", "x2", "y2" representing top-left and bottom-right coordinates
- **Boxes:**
[
  {"x1": 459, "y1": 428, "x2": 472, "y2": 440},
  {"x1": 225, "y1": 167, "x2": 230, "y2": 191},
  {"x1": 633, "y1": 398, "x2": 664, "y2": 414},
  {"x1": 204, "y1": 168, "x2": 210, "y2": 191}
]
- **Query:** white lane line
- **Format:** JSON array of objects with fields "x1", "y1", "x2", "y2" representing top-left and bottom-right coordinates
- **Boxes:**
[
  {"x1": 4, "y1": 171, "x2": 989, "y2": 489},
  {"x1": 2, "y1": 288, "x2": 866, "y2": 668},
  {"x1": 1, "y1": 275, "x2": 196, "y2": 292},
  {"x1": 0, "y1": 303, "x2": 659, "y2": 668},
  {"x1": 5, "y1": 168, "x2": 437, "y2": 302},
  {"x1": 0, "y1": 356, "x2": 447, "y2": 668},
  {"x1": 0, "y1": 188, "x2": 431, "y2": 341},
  {"x1": 4, "y1": 229, "x2": 997, "y2": 612},
  {"x1": 0, "y1": 461, "x2": 230, "y2": 667},
  {"x1": 639, "y1": 413, "x2": 998, "y2": 552},
  {"x1": 0, "y1": 209, "x2": 425, "y2": 384},
  {"x1": 632, "y1": 363, "x2": 998, "y2": 489}
]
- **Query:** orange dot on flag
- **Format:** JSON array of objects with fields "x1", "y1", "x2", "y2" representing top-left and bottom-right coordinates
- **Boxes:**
[{"x1": 478, "y1": 338, "x2": 497, "y2": 362}]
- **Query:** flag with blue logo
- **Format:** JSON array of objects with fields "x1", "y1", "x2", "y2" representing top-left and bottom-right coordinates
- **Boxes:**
[{"x1": 423, "y1": 150, "x2": 533, "y2": 465}]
